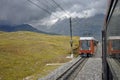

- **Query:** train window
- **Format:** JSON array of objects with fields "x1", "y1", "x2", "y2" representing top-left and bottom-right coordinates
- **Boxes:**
[
  {"x1": 111, "y1": 40, "x2": 120, "y2": 50},
  {"x1": 81, "y1": 40, "x2": 90, "y2": 50}
]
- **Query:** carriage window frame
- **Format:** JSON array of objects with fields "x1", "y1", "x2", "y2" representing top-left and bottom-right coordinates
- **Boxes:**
[{"x1": 81, "y1": 40, "x2": 90, "y2": 50}]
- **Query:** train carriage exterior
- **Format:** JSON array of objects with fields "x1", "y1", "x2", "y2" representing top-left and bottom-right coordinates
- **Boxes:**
[
  {"x1": 103, "y1": 0, "x2": 120, "y2": 80},
  {"x1": 79, "y1": 37, "x2": 98, "y2": 57}
]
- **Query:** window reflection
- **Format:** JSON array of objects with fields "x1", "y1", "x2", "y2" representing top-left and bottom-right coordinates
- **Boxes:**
[{"x1": 112, "y1": 40, "x2": 120, "y2": 50}]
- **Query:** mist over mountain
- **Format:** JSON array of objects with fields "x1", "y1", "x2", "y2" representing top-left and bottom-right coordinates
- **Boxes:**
[
  {"x1": 0, "y1": 14, "x2": 104, "y2": 40},
  {"x1": 37, "y1": 14, "x2": 105, "y2": 40}
]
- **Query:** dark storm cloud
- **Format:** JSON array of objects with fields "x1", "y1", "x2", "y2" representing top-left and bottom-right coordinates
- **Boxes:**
[
  {"x1": 0, "y1": 0, "x2": 50, "y2": 24},
  {"x1": 0, "y1": 0, "x2": 107, "y2": 25}
]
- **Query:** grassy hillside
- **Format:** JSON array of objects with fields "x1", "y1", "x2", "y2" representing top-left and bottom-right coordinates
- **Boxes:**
[{"x1": 0, "y1": 31, "x2": 79, "y2": 80}]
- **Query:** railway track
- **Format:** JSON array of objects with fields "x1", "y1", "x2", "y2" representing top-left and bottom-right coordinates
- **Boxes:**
[
  {"x1": 38, "y1": 56, "x2": 88, "y2": 80},
  {"x1": 107, "y1": 58, "x2": 120, "y2": 80},
  {"x1": 56, "y1": 58, "x2": 88, "y2": 80},
  {"x1": 115, "y1": 58, "x2": 120, "y2": 67}
]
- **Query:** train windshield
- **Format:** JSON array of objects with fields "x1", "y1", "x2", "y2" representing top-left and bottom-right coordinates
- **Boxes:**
[
  {"x1": 112, "y1": 40, "x2": 120, "y2": 50},
  {"x1": 81, "y1": 40, "x2": 90, "y2": 50}
]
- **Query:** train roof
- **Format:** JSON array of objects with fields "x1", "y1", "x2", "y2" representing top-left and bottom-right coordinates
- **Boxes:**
[
  {"x1": 108, "y1": 36, "x2": 120, "y2": 40},
  {"x1": 79, "y1": 37, "x2": 97, "y2": 40}
]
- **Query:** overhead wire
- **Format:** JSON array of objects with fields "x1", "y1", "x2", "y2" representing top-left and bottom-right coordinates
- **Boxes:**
[
  {"x1": 50, "y1": 0, "x2": 81, "y2": 26},
  {"x1": 27, "y1": 0, "x2": 81, "y2": 25},
  {"x1": 28, "y1": 0, "x2": 72, "y2": 19},
  {"x1": 51, "y1": 0, "x2": 71, "y2": 17},
  {"x1": 27, "y1": 0, "x2": 60, "y2": 19},
  {"x1": 44, "y1": 0, "x2": 58, "y2": 11},
  {"x1": 48, "y1": 0, "x2": 81, "y2": 27},
  {"x1": 36, "y1": 0, "x2": 55, "y2": 12},
  {"x1": 72, "y1": 19, "x2": 83, "y2": 25}
]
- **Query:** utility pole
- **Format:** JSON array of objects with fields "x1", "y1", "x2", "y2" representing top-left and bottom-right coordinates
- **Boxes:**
[{"x1": 69, "y1": 17, "x2": 73, "y2": 58}]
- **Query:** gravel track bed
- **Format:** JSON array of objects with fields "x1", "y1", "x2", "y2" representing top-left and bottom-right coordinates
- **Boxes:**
[
  {"x1": 38, "y1": 56, "x2": 81, "y2": 80},
  {"x1": 74, "y1": 58, "x2": 102, "y2": 80}
]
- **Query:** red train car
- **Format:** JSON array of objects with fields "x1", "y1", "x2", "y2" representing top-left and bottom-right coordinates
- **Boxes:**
[
  {"x1": 108, "y1": 36, "x2": 120, "y2": 57},
  {"x1": 79, "y1": 37, "x2": 98, "y2": 57}
]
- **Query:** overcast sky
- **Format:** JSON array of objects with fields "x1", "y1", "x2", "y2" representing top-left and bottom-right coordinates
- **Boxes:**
[{"x1": 0, "y1": 0, "x2": 107, "y2": 26}]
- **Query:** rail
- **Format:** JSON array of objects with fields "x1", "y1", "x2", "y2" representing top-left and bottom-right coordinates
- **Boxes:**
[
  {"x1": 38, "y1": 56, "x2": 88, "y2": 80},
  {"x1": 107, "y1": 58, "x2": 120, "y2": 80},
  {"x1": 56, "y1": 58, "x2": 88, "y2": 80}
]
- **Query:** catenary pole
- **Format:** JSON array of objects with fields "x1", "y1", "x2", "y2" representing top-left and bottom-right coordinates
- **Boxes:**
[{"x1": 69, "y1": 17, "x2": 73, "y2": 58}]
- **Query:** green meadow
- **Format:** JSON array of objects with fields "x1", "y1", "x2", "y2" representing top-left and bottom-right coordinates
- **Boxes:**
[{"x1": 0, "y1": 31, "x2": 79, "y2": 80}]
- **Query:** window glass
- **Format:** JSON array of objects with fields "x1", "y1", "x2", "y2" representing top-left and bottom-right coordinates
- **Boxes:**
[
  {"x1": 112, "y1": 40, "x2": 120, "y2": 50},
  {"x1": 81, "y1": 40, "x2": 90, "y2": 50}
]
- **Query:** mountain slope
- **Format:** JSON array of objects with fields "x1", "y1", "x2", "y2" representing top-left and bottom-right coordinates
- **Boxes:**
[{"x1": 0, "y1": 24, "x2": 47, "y2": 33}]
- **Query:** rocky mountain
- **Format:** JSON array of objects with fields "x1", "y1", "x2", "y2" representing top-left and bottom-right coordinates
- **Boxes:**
[{"x1": 37, "y1": 14, "x2": 105, "y2": 40}]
